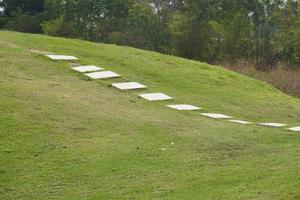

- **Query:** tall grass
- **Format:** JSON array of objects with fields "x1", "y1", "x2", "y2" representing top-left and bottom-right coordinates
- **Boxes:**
[{"x1": 222, "y1": 63, "x2": 300, "y2": 98}]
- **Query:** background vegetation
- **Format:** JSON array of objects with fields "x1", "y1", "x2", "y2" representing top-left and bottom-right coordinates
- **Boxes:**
[{"x1": 1, "y1": 0, "x2": 299, "y2": 71}]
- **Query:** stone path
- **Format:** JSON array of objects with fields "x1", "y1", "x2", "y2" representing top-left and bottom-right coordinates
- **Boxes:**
[
  {"x1": 47, "y1": 55, "x2": 78, "y2": 60},
  {"x1": 257, "y1": 123, "x2": 287, "y2": 128},
  {"x1": 46, "y1": 54, "x2": 299, "y2": 132},
  {"x1": 85, "y1": 71, "x2": 120, "y2": 79},
  {"x1": 228, "y1": 120, "x2": 252, "y2": 124},
  {"x1": 112, "y1": 82, "x2": 147, "y2": 90},
  {"x1": 167, "y1": 104, "x2": 201, "y2": 111},
  {"x1": 73, "y1": 65, "x2": 103, "y2": 73},
  {"x1": 288, "y1": 126, "x2": 300, "y2": 132},
  {"x1": 200, "y1": 113, "x2": 232, "y2": 119},
  {"x1": 140, "y1": 93, "x2": 173, "y2": 101}
]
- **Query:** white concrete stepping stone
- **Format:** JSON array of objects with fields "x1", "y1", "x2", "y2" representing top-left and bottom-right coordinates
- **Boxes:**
[
  {"x1": 167, "y1": 104, "x2": 201, "y2": 111},
  {"x1": 229, "y1": 120, "x2": 252, "y2": 124},
  {"x1": 288, "y1": 126, "x2": 300, "y2": 132},
  {"x1": 85, "y1": 71, "x2": 120, "y2": 79},
  {"x1": 46, "y1": 55, "x2": 78, "y2": 60},
  {"x1": 200, "y1": 113, "x2": 232, "y2": 119},
  {"x1": 73, "y1": 65, "x2": 103, "y2": 73},
  {"x1": 139, "y1": 93, "x2": 173, "y2": 101},
  {"x1": 112, "y1": 82, "x2": 147, "y2": 90},
  {"x1": 258, "y1": 123, "x2": 287, "y2": 128}
]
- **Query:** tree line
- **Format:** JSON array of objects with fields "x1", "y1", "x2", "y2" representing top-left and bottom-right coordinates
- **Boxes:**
[{"x1": 0, "y1": 0, "x2": 299, "y2": 70}]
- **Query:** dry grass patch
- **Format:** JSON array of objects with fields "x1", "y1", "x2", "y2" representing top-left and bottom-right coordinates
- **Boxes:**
[{"x1": 222, "y1": 62, "x2": 300, "y2": 98}]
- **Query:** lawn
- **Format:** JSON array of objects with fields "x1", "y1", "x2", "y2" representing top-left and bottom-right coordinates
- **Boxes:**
[{"x1": 0, "y1": 31, "x2": 300, "y2": 199}]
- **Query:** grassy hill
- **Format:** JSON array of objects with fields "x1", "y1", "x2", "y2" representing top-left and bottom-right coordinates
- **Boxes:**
[{"x1": 1, "y1": 31, "x2": 300, "y2": 200}]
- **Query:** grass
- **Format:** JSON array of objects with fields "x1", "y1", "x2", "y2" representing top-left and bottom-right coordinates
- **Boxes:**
[
  {"x1": 220, "y1": 61, "x2": 300, "y2": 98},
  {"x1": 0, "y1": 31, "x2": 300, "y2": 200},
  {"x1": 240, "y1": 67, "x2": 300, "y2": 98}
]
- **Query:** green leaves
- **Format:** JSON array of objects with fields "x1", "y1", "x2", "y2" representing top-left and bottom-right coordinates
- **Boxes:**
[{"x1": 1, "y1": 0, "x2": 299, "y2": 68}]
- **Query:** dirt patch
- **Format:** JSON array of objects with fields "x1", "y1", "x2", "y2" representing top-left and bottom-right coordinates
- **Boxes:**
[
  {"x1": 0, "y1": 39, "x2": 19, "y2": 48},
  {"x1": 29, "y1": 49, "x2": 53, "y2": 55},
  {"x1": 221, "y1": 62, "x2": 300, "y2": 98}
]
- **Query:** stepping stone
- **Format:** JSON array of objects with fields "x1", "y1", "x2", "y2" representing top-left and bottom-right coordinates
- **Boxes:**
[
  {"x1": 200, "y1": 113, "x2": 232, "y2": 119},
  {"x1": 229, "y1": 120, "x2": 252, "y2": 124},
  {"x1": 46, "y1": 55, "x2": 78, "y2": 60},
  {"x1": 257, "y1": 123, "x2": 287, "y2": 128},
  {"x1": 73, "y1": 65, "x2": 103, "y2": 73},
  {"x1": 167, "y1": 104, "x2": 201, "y2": 111},
  {"x1": 288, "y1": 126, "x2": 300, "y2": 132},
  {"x1": 112, "y1": 82, "x2": 147, "y2": 90},
  {"x1": 85, "y1": 71, "x2": 120, "y2": 79},
  {"x1": 139, "y1": 93, "x2": 173, "y2": 101}
]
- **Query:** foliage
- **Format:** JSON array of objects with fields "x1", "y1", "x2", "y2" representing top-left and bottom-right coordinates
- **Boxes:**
[
  {"x1": 126, "y1": 1, "x2": 168, "y2": 50},
  {"x1": 0, "y1": 0, "x2": 299, "y2": 69},
  {"x1": 4, "y1": 11, "x2": 43, "y2": 33},
  {"x1": 41, "y1": 16, "x2": 79, "y2": 38}
]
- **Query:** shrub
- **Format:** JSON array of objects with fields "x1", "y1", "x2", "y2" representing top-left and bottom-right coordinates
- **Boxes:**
[
  {"x1": 5, "y1": 11, "x2": 42, "y2": 33},
  {"x1": 42, "y1": 16, "x2": 78, "y2": 38}
]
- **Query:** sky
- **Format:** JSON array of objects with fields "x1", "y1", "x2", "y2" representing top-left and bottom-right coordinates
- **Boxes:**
[{"x1": 0, "y1": 0, "x2": 2, "y2": 12}]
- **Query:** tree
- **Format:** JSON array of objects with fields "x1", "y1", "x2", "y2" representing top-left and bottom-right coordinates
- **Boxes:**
[
  {"x1": 1, "y1": 0, "x2": 45, "y2": 16},
  {"x1": 1, "y1": 0, "x2": 299, "y2": 69},
  {"x1": 0, "y1": 0, "x2": 45, "y2": 32},
  {"x1": 126, "y1": 1, "x2": 168, "y2": 50},
  {"x1": 274, "y1": 0, "x2": 300, "y2": 66}
]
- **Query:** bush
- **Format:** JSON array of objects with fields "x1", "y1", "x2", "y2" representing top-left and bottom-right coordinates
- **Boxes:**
[
  {"x1": 42, "y1": 16, "x2": 78, "y2": 38},
  {"x1": 106, "y1": 32, "x2": 127, "y2": 45},
  {"x1": 0, "y1": 16, "x2": 7, "y2": 29},
  {"x1": 5, "y1": 11, "x2": 42, "y2": 33}
]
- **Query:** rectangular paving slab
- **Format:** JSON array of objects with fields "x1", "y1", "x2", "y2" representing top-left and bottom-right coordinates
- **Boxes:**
[
  {"x1": 258, "y1": 123, "x2": 287, "y2": 128},
  {"x1": 200, "y1": 113, "x2": 232, "y2": 119},
  {"x1": 229, "y1": 120, "x2": 252, "y2": 124},
  {"x1": 167, "y1": 104, "x2": 201, "y2": 111},
  {"x1": 288, "y1": 126, "x2": 300, "y2": 132},
  {"x1": 85, "y1": 71, "x2": 120, "y2": 79},
  {"x1": 139, "y1": 93, "x2": 173, "y2": 101},
  {"x1": 112, "y1": 82, "x2": 147, "y2": 90},
  {"x1": 73, "y1": 65, "x2": 103, "y2": 73},
  {"x1": 46, "y1": 55, "x2": 78, "y2": 60}
]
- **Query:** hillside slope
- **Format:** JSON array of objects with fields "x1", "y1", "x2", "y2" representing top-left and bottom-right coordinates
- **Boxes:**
[{"x1": 0, "y1": 31, "x2": 300, "y2": 200}]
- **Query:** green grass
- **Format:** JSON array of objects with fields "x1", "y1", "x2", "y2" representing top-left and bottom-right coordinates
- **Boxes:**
[{"x1": 0, "y1": 31, "x2": 300, "y2": 200}]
